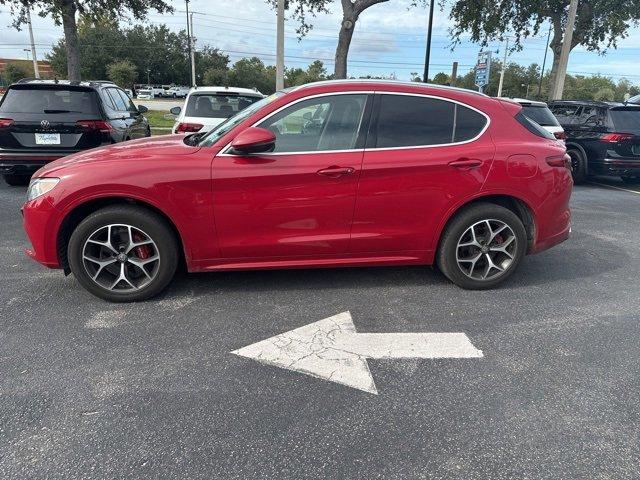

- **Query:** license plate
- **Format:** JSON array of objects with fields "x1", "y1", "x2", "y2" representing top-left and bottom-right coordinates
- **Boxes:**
[{"x1": 35, "y1": 133, "x2": 60, "y2": 145}]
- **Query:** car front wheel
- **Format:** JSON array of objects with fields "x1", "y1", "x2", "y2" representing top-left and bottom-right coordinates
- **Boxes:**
[
  {"x1": 68, "y1": 205, "x2": 179, "y2": 302},
  {"x1": 437, "y1": 203, "x2": 527, "y2": 290}
]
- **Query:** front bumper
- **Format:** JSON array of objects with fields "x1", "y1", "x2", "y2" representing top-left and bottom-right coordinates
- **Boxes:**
[{"x1": 22, "y1": 196, "x2": 62, "y2": 269}]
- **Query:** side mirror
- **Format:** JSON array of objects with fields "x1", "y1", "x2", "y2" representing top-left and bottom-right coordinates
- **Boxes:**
[
  {"x1": 169, "y1": 106, "x2": 181, "y2": 116},
  {"x1": 137, "y1": 105, "x2": 148, "y2": 114},
  {"x1": 231, "y1": 127, "x2": 276, "y2": 155}
]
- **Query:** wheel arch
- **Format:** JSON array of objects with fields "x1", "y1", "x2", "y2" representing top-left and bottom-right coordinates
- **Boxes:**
[
  {"x1": 56, "y1": 196, "x2": 188, "y2": 272},
  {"x1": 435, "y1": 194, "x2": 536, "y2": 256},
  {"x1": 565, "y1": 142, "x2": 589, "y2": 173}
]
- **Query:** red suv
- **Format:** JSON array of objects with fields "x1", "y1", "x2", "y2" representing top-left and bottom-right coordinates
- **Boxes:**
[{"x1": 22, "y1": 80, "x2": 572, "y2": 302}]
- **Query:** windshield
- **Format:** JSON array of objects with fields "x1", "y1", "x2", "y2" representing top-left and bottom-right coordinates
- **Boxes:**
[
  {"x1": 185, "y1": 93, "x2": 263, "y2": 119},
  {"x1": 522, "y1": 105, "x2": 560, "y2": 127},
  {"x1": 0, "y1": 87, "x2": 100, "y2": 115},
  {"x1": 197, "y1": 92, "x2": 284, "y2": 147},
  {"x1": 609, "y1": 108, "x2": 640, "y2": 133}
]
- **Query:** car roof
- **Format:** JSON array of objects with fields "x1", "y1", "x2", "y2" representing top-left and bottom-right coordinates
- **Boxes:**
[
  {"x1": 188, "y1": 86, "x2": 264, "y2": 96},
  {"x1": 549, "y1": 99, "x2": 624, "y2": 109},
  {"x1": 291, "y1": 79, "x2": 488, "y2": 98},
  {"x1": 12, "y1": 78, "x2": 116, "y2": 89}
]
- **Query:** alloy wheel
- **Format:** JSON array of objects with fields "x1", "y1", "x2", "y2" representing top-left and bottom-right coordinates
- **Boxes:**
[
  {"x1": 82, "y1": 224, "x2": 160, "y2": 292},
  {"x1": 455, "y1": 219, "x2": 517, "y2": 281}
]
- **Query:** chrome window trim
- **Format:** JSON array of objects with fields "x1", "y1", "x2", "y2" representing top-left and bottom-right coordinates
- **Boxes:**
[{"x1": 217, "y1": 90, "x2": 491, "y2": 157}]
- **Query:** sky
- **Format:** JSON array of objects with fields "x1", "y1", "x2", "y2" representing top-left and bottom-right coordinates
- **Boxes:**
[{"x1": 1, "y1": 0, "x2": 640, "y2": 85}]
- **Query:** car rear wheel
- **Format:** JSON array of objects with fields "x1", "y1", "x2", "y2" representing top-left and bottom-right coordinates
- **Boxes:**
[
  {"x1": 3, "y1": 173, "x2": 31, "y2": 186},
  {"x1": 567, "y1": 149, "x2": 587, "y2": 184},
  {"x1": 68, "y1": 205, "x2": 179, "y2": 302},
  {"x1": 437, "y1": 203, "x2": 527, "y2": 290}
]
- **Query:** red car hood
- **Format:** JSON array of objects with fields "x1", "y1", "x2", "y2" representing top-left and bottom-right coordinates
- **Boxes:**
[{"x1": 38, "y1": 135, "x2": 201, "y2": 176}]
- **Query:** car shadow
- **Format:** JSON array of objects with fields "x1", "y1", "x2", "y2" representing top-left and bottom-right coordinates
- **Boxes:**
[{"x1": 158, "y1": 228, "x2": 629, "y2": 300}]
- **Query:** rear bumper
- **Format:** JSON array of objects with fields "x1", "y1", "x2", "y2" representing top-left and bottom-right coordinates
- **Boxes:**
[{"x1": 592, "y1": 158, "x2": 640, "y2": 176}]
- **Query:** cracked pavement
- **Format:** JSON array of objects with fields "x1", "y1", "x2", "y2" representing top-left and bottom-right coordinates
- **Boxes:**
[{"x1": 1, "y1": 179, "x2": 640, "y2": 479}]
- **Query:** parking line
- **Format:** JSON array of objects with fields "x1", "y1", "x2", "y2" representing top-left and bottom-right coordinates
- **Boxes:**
[{"x1": 588, "y1": 181, "x2": 640, "y2": 196}]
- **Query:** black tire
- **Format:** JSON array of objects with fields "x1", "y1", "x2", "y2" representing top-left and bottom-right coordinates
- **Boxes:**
[
  {"x1": 3, "y1": 173, "x2": 30, "y2": 186},
  {"x1": 436, "y1": 203, "x2": 527, "y2": 290},
  {"x1": 567, "y1": 148, "x2": 587, "y2": 184},
  {"x1": 67, "y1": 205, "x2": 179, "y2": 302},
  {"x1": 621, "y1": 175, "x2": 640, "y2": 185}
]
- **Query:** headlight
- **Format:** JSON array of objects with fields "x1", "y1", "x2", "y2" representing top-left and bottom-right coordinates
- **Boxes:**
[{"x1": 26, "y1": 177, "x2": 60, "y2": 202}]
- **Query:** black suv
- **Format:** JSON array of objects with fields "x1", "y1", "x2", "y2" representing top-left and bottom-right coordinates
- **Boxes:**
[
  {"x1": 0, "y1": 79, "x2": 150, "y2": 186},
  {"x1": 549, "y1": 100, "x2": 640, "y2": 184}
]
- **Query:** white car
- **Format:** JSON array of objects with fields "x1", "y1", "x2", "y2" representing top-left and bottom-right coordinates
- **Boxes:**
[
  {"x1": 166, "y1": 86, "x2": 190, "y2": 98},
  {"x1": 170, "y1": 86, "x2": 264, "y2": 134},
  {"x1": 510, "y1": 98, "x2": 565, "y2": 141},
  {"x1": 136, "y1": 85, "x2": 164, "y2": 99}
]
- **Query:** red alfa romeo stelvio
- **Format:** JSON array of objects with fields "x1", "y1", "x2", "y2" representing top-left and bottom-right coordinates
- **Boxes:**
[{"x1": 22, "y1": 80, "x2": 572, "y2": 302}]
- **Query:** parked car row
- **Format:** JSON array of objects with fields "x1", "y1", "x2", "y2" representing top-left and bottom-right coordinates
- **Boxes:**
[{"x1": 134, "y1": 85, "x2": 190, "y2": 99}]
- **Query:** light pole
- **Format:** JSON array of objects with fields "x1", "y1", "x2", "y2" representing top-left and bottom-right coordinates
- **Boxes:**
[
  {"x1": 147, "y1": 69, "x2": 151, "y2": 86},
  {"x1": 521, "y1": 83, "x2": 530, "y2": 98},
  {"x1": 551, "y1": 0, "x2": 579, "y2": 100},
  {"x1": 26, "y1": 8, "x2": 40, "y2": 78},
  {"x1": 275, "y1": 0, "x2": 285, "y2": 90},
  {"x1": 497, "y1": 37, "x2": 509, "y2": 97},
  {"x1": 422, "y1": 0, "x2": 435, "y2": 83}
]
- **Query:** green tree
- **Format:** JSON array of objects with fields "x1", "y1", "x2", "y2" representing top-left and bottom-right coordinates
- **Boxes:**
[
  {"x1": 593, "y1": 87, "x2": 615, "y2": 101},
  {"x1": 447, "y1": 0, "x2": 640, "y2": 100},
  {"x1": 3, "y1": 0, "x2": 173, "y2": 82},
  {"x1": 432, "y1": 72, "x2": 450, "y2": 85},
  {"x1": 2, "y1": 63, "x2": 29, "y2": 84},
  {"x1": 203, "y1": 68, "x2": 230, "y2": 86},
  {"x1": 229, "y1": 57, "x2": 276, "y2": 94},
  {"x1": 107, "y1": 59, "x2": 137, "y2": 89},
  {"x1": 285, "y1": 60, "x2": 328, "y2": 87}
]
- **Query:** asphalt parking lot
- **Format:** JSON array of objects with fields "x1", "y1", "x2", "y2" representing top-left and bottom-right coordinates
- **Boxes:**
[{"x1": 1, "y1": 177, "x2": 640, "y2": 479}]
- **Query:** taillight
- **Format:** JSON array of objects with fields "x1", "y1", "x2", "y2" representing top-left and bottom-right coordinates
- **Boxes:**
[
  {"x1": 546, "y1": 154, "x2": 571, "y2": 170},
  {"x1": 0, "y1": 118, "x2": 14, "y2": 127},
  {"x1": 601, "y1": 132, "x2": 634, "y2": 143},
  {"x1": 176, "y1": 122, "x2": 203, "y2": 133},
  {"x1": 554, "y1": 131, "x2": 566, "y2": 141},
  {"x1": 76, "y1": 120, "x2": 112, "y2": 133}
]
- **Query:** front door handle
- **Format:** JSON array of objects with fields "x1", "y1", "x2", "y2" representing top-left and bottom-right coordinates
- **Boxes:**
[
  {"x1": 449, "y1": 158, "x2": 483, "y2": 169},
  {"x1": 317, "y1": 166, "x2": 355, "y2": 178}
]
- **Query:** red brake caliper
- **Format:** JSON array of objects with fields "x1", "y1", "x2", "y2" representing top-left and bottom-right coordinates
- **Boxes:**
[{"x1": 132, "y1": 232, "x2": 151, "y2": 260}]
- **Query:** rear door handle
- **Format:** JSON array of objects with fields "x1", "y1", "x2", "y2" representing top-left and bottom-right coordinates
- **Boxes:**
[
  {"x1": 317, "y1": 166, "x2": 355, "y2": 178},
  {"x1": 449, "y1": 158, "x2": 483, "y2": 169}
]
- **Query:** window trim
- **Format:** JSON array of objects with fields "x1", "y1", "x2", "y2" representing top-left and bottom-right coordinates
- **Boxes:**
[{"x1": 218, "y1": 90, "x2": 490, "y2": 156}]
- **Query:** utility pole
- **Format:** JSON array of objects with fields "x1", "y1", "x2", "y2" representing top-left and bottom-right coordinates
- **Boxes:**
[
  {"x1": 551, "y1": 0, "x2": 579, "y2": 100},
  {"x1": 422, "y1": 0, "x2": 435, "y2": 83},
  {"x1": 275, "y1": 0, "x2": 285, "y2": 90},
  {"x1": 497, "y1": 37, "x2": 509, "y2": 97},
  {"x1": 190, "y1": 12, "x2": 196, "y2": 87},
  {"x1": 451, "y1": 61, "x2": 458, "y2": 86},
  {"x1": 26, "y1": 8, "x2": 40, "y2": 78},
  {"x1": 538, "y1": 25, "x2": 552, "y2": 97},
  {"x1": 185, "y1": 0, "x2": 193, "y2": 87}
]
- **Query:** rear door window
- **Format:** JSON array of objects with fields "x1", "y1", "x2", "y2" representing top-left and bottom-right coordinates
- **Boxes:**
[
  {"x1": 0, "y1": 87, "x2": 99, "y2": 115},
  {"x1": 186, "y1": 94, "x2": 262, "y2": 119},
  {"x1": 550, "y1": 104, "x2": 580, "y2": 125},
  {"x1": 374, "y1": 94, "x2": 486, "y2": 148}
]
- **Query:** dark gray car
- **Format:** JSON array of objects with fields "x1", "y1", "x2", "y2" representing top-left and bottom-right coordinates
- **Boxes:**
[{"x1": 0, "y1": 79, "x2": 150, "y2": 185}]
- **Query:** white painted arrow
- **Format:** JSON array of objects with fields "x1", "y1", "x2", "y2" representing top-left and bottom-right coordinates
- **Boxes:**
[{"x1": 232, "y1": 311, "x2": 483, "y2": 394}]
